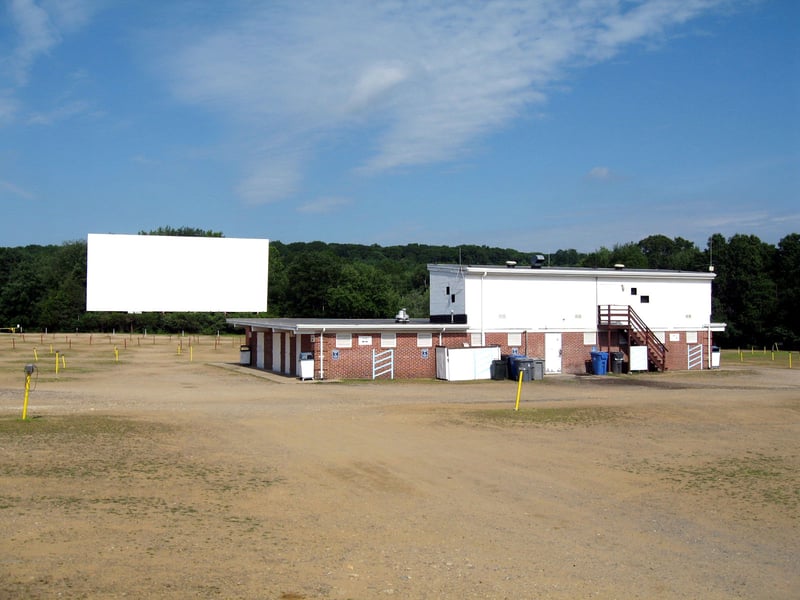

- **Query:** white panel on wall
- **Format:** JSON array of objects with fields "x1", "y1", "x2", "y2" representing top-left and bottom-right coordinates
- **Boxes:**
[{"x1": 86, "y1": 234, "x2": 269, "y2": 312}]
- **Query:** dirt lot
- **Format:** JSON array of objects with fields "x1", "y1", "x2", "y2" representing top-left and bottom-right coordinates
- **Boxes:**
[{"x1": 0, "y1": 334, "x2": 798, "y2": 599}]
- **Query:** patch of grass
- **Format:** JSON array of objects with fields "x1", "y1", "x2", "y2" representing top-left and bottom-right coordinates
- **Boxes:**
[
  {"x1": 626, "y1": 451, "x2": 799, "y2": 516},
  {"x1": 721, "y1": 348, "x2": 798, "y2": 370},
  {"x1": 0, "y1": 414, "x2": 168, "y2": 437},
  {"x1": 466, "y1": 406, "x2": 622, "y2": 427}
]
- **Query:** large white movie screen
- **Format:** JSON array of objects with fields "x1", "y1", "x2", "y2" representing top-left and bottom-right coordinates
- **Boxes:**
[{"x1": 86, "y1": 234, "x2": 269, "y2": 312}]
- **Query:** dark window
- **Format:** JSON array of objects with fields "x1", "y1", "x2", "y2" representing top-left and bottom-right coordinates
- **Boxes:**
[
  {"x1": 631, "y1": 287, "x2": 637, "y2": 295},
  {"x1": 446, "y1": 286, "x2": 450, "y2": 295},
  {"x1": 640, "y1": 295, "x2": 650, "y2": 303},
  {"x1": 451, "y1": 294, "x2": 456, "y2": 303}
]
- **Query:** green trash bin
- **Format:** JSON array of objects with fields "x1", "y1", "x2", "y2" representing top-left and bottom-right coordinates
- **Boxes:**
[
  {"x1": 491, "y1": 359, "x2": 508, "y2": 380},
  {"x1": 611, "y1": 352, "x2": 624, "y2": 374}
]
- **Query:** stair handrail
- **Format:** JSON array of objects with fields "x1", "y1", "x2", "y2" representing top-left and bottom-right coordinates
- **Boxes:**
[{"x1": 597, "y1": 304, "x2": 668, "y2": 370}]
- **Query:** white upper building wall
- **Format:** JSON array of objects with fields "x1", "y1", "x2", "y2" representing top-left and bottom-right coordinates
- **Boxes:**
[{"x1": 428, "y1": 264, "x2": 714, "y2": 333}]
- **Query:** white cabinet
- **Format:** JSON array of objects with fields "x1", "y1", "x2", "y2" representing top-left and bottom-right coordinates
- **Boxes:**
[{"x1": 630, "y1": 346, "x2": 648, "y2": 371}]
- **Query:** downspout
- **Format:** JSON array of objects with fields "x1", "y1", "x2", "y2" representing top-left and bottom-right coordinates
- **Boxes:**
[
  {"x1": 319, "y1": 328, "x2": 326, "y2": 380},
  {"x1": 595, "y1": 276, "x2": 601, "y2": 353},
  {"x1": 481, "y1": 270, "x2": 488, "y2": 346},
  {"x1": 707, "y1": 323, "x2": 712, "y2": 370}
]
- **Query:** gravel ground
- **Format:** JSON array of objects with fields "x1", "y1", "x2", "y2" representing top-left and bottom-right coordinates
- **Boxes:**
[{"x1": 0, "y1": 335, "x2": 798, "y2": 599}]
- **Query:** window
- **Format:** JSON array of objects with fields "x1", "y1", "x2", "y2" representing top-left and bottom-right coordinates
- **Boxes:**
[
  {"x1": 381, "y1": 333, "x2": 396, "y2": 348},
  {"x1": 640, "y1": 295, "x2": 650, "y2": 303},
  {"x1": 358, "y1": 335, "x2": 372, "y2": 346},
  {"x1": 335, "y1": 333, "x2": 352, "y2": 348},
  {"x1": 470, "y1": 333, "x2": 482, "y2": 346},
  {"x1": 584, "y1": 332, "x2": 597, "y2": 346},
  {"x1": 451, "y1": 294, "x2": 456, "y2": 303},
  {"x1": 631, "y1": 287, "x2": 637, "y2": 295},
  {"x1": 686, "y1": 331, "x2": 698, "y2": 344},
  {"x1": 508, "y1": 332, "x2": 522, "y2": 346},
  {"x1": 417, "y1": 333, "x2": 432, "y2": 348}
]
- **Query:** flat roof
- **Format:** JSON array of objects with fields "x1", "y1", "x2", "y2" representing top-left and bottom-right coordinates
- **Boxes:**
[
  {"x1": 227, "y1": 317, "x2": 469, "y2": 333},
  {"x1": 428, "y1": 263, "x2": 716, "y2": 280}
]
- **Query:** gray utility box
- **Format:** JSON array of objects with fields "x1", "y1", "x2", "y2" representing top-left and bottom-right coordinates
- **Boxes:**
[
  {"x1": 240, "y1": 344, "x2": 251, "y2": 366},
  {"x1": 531, "y1": 359, "x2": 545, "y2": 380}
]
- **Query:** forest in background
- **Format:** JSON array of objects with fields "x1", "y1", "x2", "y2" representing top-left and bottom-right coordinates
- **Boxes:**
[{"x1": 0, "y1": 226, "x2": 798, "y2": 349}]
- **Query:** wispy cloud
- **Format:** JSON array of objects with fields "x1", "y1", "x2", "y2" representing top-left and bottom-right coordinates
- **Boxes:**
[
  {"x1": 26, "y1": 99, "x2": 91, "y2": 125},
  {"x1": 1, "y1": 0, "x2": 96, "y2": 131},
  {"x1": 297, "y1": 196, "x2": 353, "y2": 215},
  {"x1": 6, "y1": 0, "x2": 60, "y2": 86},
  {"x1": 0, "y1": 177, "x2": 35, "y2": 200},
  {"x1": 584, "y1": 165, "x2": 629, "y2": 182},
  {"x1": 586, "y1": 166, "x2": 612, "y2": 181},
  {"x1": 158, "y1": 0, "x2": 740, "y2": 204},
  {"x1": 0, "y1": 93, "x2": 19, "y2": 124}
]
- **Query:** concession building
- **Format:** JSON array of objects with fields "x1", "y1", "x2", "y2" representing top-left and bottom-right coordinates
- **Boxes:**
[{"x1": 229, "y1": 259, "x2": 725, "y2": 380}]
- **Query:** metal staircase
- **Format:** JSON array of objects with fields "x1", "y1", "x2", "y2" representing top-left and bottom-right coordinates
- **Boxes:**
[{"x1": 597, "y1": 305, "x2": 668, "y2": 371}]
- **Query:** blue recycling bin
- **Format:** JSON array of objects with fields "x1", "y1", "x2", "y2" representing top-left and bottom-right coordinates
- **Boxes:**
[{"x1": 590, "y1": 351, "x2": 609, "y2": 375}]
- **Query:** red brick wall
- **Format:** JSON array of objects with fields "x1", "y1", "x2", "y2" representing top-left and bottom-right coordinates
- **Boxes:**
[
  {"x1": 663, "y1": 330, "x2": 713, "y2": 371},
  {"x1": 484, "y1": 331, "x2": 593, "y2": 374},
  {"x1": 316, "y1": 331, "x2": 465, "y2": 380},
  {"x1": 248, "y1": 326, "x2": 715, "y2": 379}
]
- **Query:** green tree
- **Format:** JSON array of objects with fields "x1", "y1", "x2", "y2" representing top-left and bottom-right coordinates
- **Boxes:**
[
  {"x1": 773, "y1": 233, "x2": 800, "y2": 348},
  {"x1": 610, "y1": 242, "x2": 648, "y2": 268},
  {"x1": 326, "y1": 262, "x2": 401, "y2": 318},
  {"x1": 711, "y1": 234, "x2": 777, "y2": 347},
  {"x1": 549, "y1": 249, "x2": 583, "y2": 266},
  {"x1": 580, "y1": 246, "x2": 613, "y2": 268},
  {"x1": 638, "y1": 235, "x2": 703, "y2": 270},
  {"x1": 283, "y1": 251, "x2": 344, "y2": 316},
  {"x1": 139, "y1": 226, "x2": 223, "y2": 237}
]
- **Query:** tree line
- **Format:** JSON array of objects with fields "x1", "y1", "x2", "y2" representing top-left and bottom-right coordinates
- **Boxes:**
[{"x1": 0, "y1": 228, "x2": 797, "y2": 349}]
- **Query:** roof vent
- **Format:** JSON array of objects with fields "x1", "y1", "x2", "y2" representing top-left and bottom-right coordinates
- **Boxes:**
[
  {"x1": 395, "y1": 308, "x2": 410, "y2": 323},
  {"x1": 531, "y1": 254, "x2": 546, "y2": 268},
  {"x1": 614, "y1": 263, "x2": 625, "y2": 270},
  {"x1": 505, "y1": 260, "x2": 517, "y2": 268}
]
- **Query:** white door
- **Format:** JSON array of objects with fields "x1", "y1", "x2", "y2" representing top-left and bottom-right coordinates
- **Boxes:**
[
  {"x1": 545, "y1": 333, "x2": 562, "y2": 374},
  {"x1": 435, "y1": 347, "x2": 449, "y2": 380},
  {"x1": 272, "y1": 333, "x2": 281, "y2": 372},
  {"x1": 284, "y1": 333, "x2": 291, "y2": 374},
  {"x1": 256, "y1": 332, "x2": 265, "y2": 369}
]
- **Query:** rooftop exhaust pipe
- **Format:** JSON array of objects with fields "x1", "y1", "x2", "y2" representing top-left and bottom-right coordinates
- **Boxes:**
[{"x1": 395, "y1": 308, "x2": 410, "y2": 323}]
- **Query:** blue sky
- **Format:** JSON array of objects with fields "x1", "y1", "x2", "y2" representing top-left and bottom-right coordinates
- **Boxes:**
[{"x1": 1, "y1": 0, "x2": 798, "y2": 253}]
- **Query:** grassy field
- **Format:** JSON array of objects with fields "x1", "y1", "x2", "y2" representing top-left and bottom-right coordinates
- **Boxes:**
[{"x1": 722, "y1": 347, "x2": 798, "y2": 369}]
